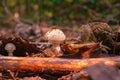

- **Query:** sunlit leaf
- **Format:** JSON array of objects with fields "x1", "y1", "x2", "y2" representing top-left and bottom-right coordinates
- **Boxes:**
[
  {"x1": 66, "y1": 0, "x2": 73, "y2": 3},
  {"x1": 44, "y1": 11, "x2": 53, "y2": 18}
]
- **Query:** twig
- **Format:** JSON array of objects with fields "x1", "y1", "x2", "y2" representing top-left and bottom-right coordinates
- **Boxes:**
[
  {"x1": 7, "y1": 70, "x2": 16, "y2": 80},
  {"x1": 113, "y1": 22, "x2": 119, "y2": 55},
  {"x1": 2, "y1": 0, "x2": 12, "y2": 16},
  {"x1": 29, "y1": 42, "x2": 51, "y2": 45}
]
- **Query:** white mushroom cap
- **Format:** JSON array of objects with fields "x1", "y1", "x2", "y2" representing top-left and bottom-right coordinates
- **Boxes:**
[
  {"x1": 45, "y1": 29, "x2": 66, "y2": 42},
  {"x1": 5, "y1": 43, "x2": 16, "y2": 52}
]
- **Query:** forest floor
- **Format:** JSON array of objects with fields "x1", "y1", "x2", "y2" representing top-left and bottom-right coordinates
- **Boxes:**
[{"x1": 0, "y1": 21, "x2": 120, "y2": 80}]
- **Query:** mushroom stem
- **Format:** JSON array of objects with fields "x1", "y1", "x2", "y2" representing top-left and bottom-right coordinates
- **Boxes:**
[
  {"x1": 51, "y1": 42, "x2": 63, "y2": 56},
  {"x1": 7, "y1": 50, "x2": 14, "y2": 56},
  {"x1": 51, "y1": 41, "x2": 61, "y2": 51},
  {"x1": 8, "y1": 52, "x2": 13, "y2": 56},
  {"x1": 52, "y1": 44, "x2": 61, "y2": 52}
]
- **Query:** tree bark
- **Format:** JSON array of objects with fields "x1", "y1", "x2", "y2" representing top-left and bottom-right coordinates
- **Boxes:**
[{"x1": 0, "y1": 56, "x2": 119, "y2": 74}]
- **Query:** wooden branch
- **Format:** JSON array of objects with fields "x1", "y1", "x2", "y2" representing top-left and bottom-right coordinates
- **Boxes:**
[
  {"x1": 2, "y1": 0, "x2": 12, "y2": 16},
  {"x1": 0, "y1": 57, "x2": 119, "y2": 74}
]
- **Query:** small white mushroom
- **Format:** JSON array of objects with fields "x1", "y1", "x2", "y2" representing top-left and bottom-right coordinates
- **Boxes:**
[
  {"x1": 45, "y1": 29, "x2": 66, "y2": 56},
  {"x1": 5, "y1": 43, "x2": 16, "y2": 56}
]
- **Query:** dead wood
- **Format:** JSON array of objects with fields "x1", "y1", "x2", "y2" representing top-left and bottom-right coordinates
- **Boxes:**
[
  {"x1": 0, "y1": 56, "x2": 119, "y2": 74},
  {"x1": 58, "y1": 63, "x2": 120, "y2": 80},
  {"x1": 85, "y1": 63, "x2": 120, "y2": 80},
  {"x1": 61, "y1": 42, "x2": 100, "y2": 54},
  {"x1": 61, "y1": 42, "x2": 105, "y2": 58}
]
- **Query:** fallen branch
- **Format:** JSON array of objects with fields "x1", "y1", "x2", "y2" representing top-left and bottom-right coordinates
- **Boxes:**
[
  {"x1": 2, "y1": 0, "x2": 12, "y2": 16},
  {"x1": 0, "y1": 56, "x2": 119, "y2": 74}
]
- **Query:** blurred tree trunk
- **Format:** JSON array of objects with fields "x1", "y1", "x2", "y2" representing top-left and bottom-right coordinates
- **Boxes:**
[
  {"x1": 17, "y1": 0, "x2": 22, "y2": 15},
  {"x1": 38, "y1": 0, "x2": 42, "y2": 21},
  {"x1": 25, "y1": 0, "x2": 31, "y2": 17},
  {"x1": 37, "y1": 0, "x2": 42, "y2": 22}
]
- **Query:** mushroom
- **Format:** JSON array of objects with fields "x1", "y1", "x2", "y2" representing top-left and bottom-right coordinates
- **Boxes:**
[
  {"x1": 45, "y1": 29, "x2": 66, "y2": 56},
  {"x1": 5, "y1": 43, "x2": 16, "y2": 56}
]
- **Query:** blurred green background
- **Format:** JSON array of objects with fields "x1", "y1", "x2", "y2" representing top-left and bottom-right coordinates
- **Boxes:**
[{"x1": 0, "y1": 0, "x2": 120, "y2": 26}]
